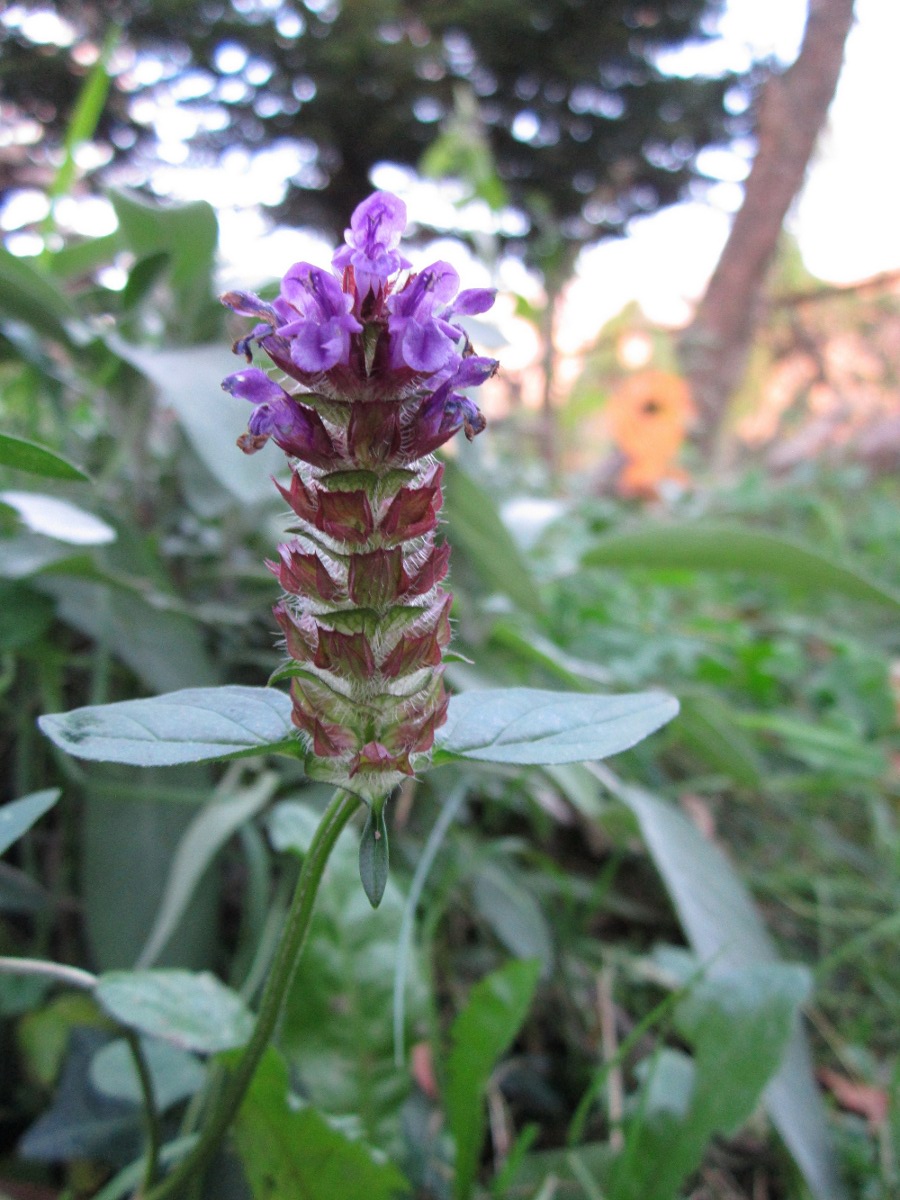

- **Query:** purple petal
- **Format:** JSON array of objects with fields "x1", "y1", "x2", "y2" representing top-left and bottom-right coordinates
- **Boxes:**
[
  {"x1": 450, "y1": 288, "x2": 496, "y2": 316},
  {"x1": 281, "y1": 264, "x2": 350, "y2": 320},
  {"x1": 220, "y1": 290, "x2": 277, "y2": 323},
  {"x1": 400, "y1": 320, "x2": 456, "y2": 373},
  {"x1": 453, "y1": 355, "x2": 498, "y2": 388},
  {"x1": 290, "y1": 320, "x2": 349, "y2": 373},
  {"x1": 222, "y1": 368, "x2": 288, "y2": 405},
  {"x1": 349, "y1": 192, "x2": 407, "y2": 247},
  {"x1": 389, "y1": 262, "x2": 459, "y2": 320},
  {"x1": 333, "y1": 192, "x2": 412, "y2": 297}
]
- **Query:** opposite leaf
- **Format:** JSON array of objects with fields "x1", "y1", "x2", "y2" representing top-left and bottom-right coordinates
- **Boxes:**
[
  {"x1": 38, "y1": 686, "x2": 295, "y2": 766},
  {"x1": 436, "y1": 688, "x2": 678, "y2": 766}
]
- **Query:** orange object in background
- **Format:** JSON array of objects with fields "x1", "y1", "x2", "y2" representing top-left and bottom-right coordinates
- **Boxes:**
[{"x1": 607, "y1": 370, "x2": 694, "y2": 497}]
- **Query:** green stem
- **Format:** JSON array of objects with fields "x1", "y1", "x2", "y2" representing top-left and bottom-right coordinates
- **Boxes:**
[
  {"x1": 142, "y1": 789, "x2": 362, "y2": 1200},
  {"x1": 124, "y1": 1031, "x2": 162, "y2": 1195}
]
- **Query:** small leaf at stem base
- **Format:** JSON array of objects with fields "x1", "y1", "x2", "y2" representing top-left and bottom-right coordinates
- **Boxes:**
[{"x1": 359, "y1": 804, "x2": 389, "y2": 908}]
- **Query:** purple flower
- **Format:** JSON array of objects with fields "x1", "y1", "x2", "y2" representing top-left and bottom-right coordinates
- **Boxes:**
[
  {"x1": 222, "y1": 368, "x2": 337, "y2": 466},
  {"x1": 332, "y1": 192, "x2": 412, "y2": 300},
  {"x1": 404, "y1": 356, "x2": 495, "y2": 457},
  {"x1": 275, "y1": 264, "x2": 362, "y2": 374},
  {"x1": 387, "y1": 262, "x2": 463, "y2": 374}
]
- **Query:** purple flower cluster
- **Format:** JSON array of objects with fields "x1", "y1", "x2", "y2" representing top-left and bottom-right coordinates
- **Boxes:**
[
  {"x1": 220, "y1": 192, "x2": 498, "y2": 801},
  {"x1": 221, "y1": 191, "x2": 497, "y2": 464}
]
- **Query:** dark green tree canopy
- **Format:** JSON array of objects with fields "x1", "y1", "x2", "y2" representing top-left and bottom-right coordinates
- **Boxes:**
[{"x1": 1, "y1": 0, "x2": 743, "y2": 265}]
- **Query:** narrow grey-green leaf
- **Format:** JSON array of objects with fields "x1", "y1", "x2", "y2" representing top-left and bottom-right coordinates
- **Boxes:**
[
  {"x1": 0, "y1": 789, "x2": 60, "y2": 857},
  {"x1": 610, "y1": 964, "x2": 810, "y2": 1200},
  {"x1": 113, "y1": 341, "x2": 283, "y2": 504},
  {"x1": 583, "y1": 522, "x2": 900, "y2": 612},
  {"x1": 38, "y1": 686, "x2": 295, "y2": 766},
  {"x1": 602, "y1": 775, "x2": 846, "y2": 1200},
  {"x1": 442, "y1": 458, "x2": 545, "y2": 619},
  {"x1": 470, "y1": 862, "x2": 554, "y2": 975},
  {"x1": 358, "y1": 805, "x2": 389, "y2": 909},
  {"x1": 95, "y1": 969, "x2": 254, "y2": 1054},
  {"x1": 436, "y1": 688, "x2": 678, "y2": 766},
  {"x1": 0, "y1": 434, "x2": 89, "y2": 481},
  {"x1": 446, "y1": 958, "x2": 541, "y2": 1200},
  {"x1": 137, "y1": 773, "x2": 277, "y2": 967}
]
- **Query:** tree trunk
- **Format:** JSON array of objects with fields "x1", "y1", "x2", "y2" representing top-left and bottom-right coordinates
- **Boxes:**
[{"x1": 680, "y1": 0, "x2": 856, "y2": 449}]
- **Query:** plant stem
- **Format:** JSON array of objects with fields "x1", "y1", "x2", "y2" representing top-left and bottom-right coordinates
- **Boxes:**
[
  {"x1": 142, "y1": 788, "x2": 362, "y2": 1200},
  {"x1": 124, "y1": 1031, "x2": 162, "y2": 1194}
]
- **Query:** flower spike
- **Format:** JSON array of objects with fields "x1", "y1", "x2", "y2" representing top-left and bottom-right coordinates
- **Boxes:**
[{"x1": 222, "y1": 191, "x2": 498, "y2": 811}]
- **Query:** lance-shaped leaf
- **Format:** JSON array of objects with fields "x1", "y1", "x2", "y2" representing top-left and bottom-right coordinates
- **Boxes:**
[
  {"x1": 38, "y1": 686, "x2": 295, "y2": 767},
  {"x1": 0, "y1": 434, "x2": 89, "y2": 482},
  {"x1": 435, "y1": 688, "x2": 678, "y2": 766},
  {"x1": 1, "y1": 789, "x2": 61, "y2": 856},
  {"x1": 583, "y1": 522, "x2": 900, "y2": 613}
]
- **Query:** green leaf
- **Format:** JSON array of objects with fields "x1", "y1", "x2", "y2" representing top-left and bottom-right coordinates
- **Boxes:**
[
  {"x1": 0, "y1": 789, "x2": 60, "y2": 857},
  {"x1": 95, "y1": 969, "x2": 254, "y2": 1054},
  {"x1": 436, "y1": 688, "x2": 678, "y2": 766},
  {"x1": 675, "y1": 693, "x2": 763, "y2": 788},
  {"x1": 610, "y1": 965, "x2": 810, "y2": 1200},
  {"x1": 737, "y1": 711, "x2": 887, "y2": 779},
  {"x1": 0, "y1": 532, "x2": 89, "y2": 580},
  {"x1": 39, "y1": 575, "x2": 218, "y2": 693},
  {"x1": 470, "y1": 861, "x2": 554, "y2": 975},
  {"x1": 110, "y1": 190, "x2": 217, "y2": 303},
  {"x1": 608, "y1": 779, "x2": 846, "y2": 1200},
  {"x1": 441, "y1": 459, "x2": 545, "y2": 619},
  {"x1": 0, "y1": 244, "x2": 81, "y2": 344},
  {"x1": 676, "y1": 966, "x2": 811, "y2": 1135},
  {"x1": 38, "y1": 686, "x2": 295, "y2": 766},
  {"x1": 17, "y1": 993, "x2": 100, "y2": 1087},
  {"x1": 358, "y1": 804, "x2": 390, "y2": 909},
  {"x1": 235, "y1": 1047, "x2": 409, "y2": 1199},
  {"x1": 583, "y1": 522, "x2": 900, "y2": 612},
  {"x1": 137, "y1": 773, "x2": 278, "y2": 967},
  {"x1": 46, "y1": 27, "x2": 117, "y2": 205},
  {"x1": 18, "y1": 1029, "x2": 141, "y2": 1164},
  {"x1": 90, "y1": 1037, "x2": 206, "y2": 1111},
  {"x1": 272, "y1": 799, "x2": 428, "y2": 1156},
  {"x1": 446, "y1": 958, "x2": 541, "y2": 1200},
  {"x1": 113, "y1": 342, "x2": 284, "y2": 504},
  {"x1": 0, "y1": 434, "x2": 88, "y2": 481},
  {"x1": 120, "y1": 250, "x2": 170, "y2": 311},
  {"x1": 80, "y1": 768, "x2": 220, "y2": 971}
]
